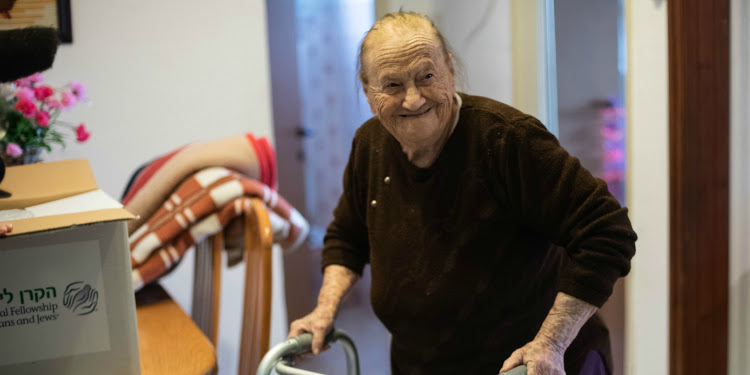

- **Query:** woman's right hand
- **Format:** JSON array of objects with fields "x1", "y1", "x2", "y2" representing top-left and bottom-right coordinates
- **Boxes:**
[
  {"x1": 288, "y1": 264, "x2": 360, "y2": 355},
  {"x1": 288, "y1": 306, "x2": 336, "y2": 355}
]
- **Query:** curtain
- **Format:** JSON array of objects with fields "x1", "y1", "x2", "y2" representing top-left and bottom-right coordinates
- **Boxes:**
[{"x1": 295, "y1": 0, "x2": 374, "y2": 246}]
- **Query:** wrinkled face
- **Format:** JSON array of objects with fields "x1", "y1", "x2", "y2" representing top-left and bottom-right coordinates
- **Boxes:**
[{"x1": 362, "y1": 30, "x2": 456, "y2": 149}]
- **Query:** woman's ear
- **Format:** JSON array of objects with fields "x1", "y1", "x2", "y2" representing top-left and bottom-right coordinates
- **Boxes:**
[{"x1": 447, "y1": 53, "x2": 455, "y2": 75}]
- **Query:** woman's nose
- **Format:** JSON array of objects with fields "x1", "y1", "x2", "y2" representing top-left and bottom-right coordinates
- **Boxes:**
[{"x1": 402, "y1": 86, "x2": 426, "y2": 112}]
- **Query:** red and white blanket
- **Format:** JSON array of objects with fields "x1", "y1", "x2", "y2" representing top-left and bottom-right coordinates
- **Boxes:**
[
  {"x1": 129, "y1": 166, "x2": 308, "y2": 291},
  {"x1": 124, "y1": 134, "x2": 307, "y2": 291}
]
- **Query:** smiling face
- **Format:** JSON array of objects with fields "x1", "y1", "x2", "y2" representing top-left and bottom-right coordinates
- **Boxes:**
[{"x1": 361, "y1": 26, "x2": 457, "y2": 155}]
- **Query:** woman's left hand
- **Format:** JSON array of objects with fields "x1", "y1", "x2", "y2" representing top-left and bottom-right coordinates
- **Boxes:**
[{"x1": 499, "y1": 337, "x2": 565, "y2": 375}]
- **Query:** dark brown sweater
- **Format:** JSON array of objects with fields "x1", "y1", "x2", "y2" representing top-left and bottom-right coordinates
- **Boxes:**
[{"x1": 321, "y1": 94, "x2": 637, "y2": 375}]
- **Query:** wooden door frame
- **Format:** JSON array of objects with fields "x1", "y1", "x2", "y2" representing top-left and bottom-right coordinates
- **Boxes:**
[{"x1": 668, "y1": 1, "x2": 730, "y2": 374}]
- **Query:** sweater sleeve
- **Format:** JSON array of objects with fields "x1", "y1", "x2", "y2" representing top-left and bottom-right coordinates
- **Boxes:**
[
  {"x1": 498, "y1": 116, "x2": 637, "y2": 307},
  {"x1": 320, "y1": 138, "x2": 371, "y2": 275}
]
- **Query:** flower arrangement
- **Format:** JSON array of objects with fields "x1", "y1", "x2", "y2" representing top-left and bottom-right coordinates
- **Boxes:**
[{"x1": 0, "y1": 73, "x2": 91, "y2": 165}]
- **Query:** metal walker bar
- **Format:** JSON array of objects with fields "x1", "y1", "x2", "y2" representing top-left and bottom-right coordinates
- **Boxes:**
[
  {"x1": 501, "y1": 364, "x2": 528, "y2": 375},
  {"x1": 257, "y1": 328, "x2": 528, "y2": 375},
  {"x1": 256, "y1": 329, "x2": 360, "y2": 375}
]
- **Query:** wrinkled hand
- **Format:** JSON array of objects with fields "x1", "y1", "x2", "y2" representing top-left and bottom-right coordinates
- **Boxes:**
[
  {"x1": 288, "y1": 307, "x2": 335, "y2": 355},
  {"x1": 500, "y1": 338, "x2": 566, "y2": 375}
]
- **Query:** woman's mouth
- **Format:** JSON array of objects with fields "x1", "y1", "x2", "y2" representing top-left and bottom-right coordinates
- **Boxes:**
[{"x1": 400, "y1": 107, "x2": 431, "y2": 118}]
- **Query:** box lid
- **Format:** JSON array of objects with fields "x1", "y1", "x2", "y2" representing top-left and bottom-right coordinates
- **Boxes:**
[
  {"x1": 8, "y1": 208, "x2": 135, "y2": 236},
  {"x1": 0, "y1": 159, "x2": 98, "y2": 210},
  {"x1": 0, "y1": 159, "x2": 134, "y2": 237}
]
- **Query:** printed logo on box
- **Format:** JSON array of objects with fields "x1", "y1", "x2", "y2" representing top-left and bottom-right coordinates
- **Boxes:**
[
  {"x1": 0, "y1": 281, "x2": 100, "y2": 329},
  {"x1": 63, "y1": 282, "x2": 99, "y2": 316},
  {"x1": 0, "y1": 240, "x2": 111, "y2": 367}
]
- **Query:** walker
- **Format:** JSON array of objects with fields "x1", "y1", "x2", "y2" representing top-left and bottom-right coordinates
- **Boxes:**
[{"x1": 256, "y1": 328, "x2": 528, "y2": 375}]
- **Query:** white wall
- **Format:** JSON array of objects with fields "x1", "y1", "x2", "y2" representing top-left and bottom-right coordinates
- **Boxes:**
[
  {"x1": 375, "y1": 0, "x2": 513, "y2": 104},
  {"x1": 730, "y1": 0, "x2": 750, "y2": 373},
  {"x1": 508, "y1": 0, "x2": 558, "y2": 135},
  {"x1": 43, "y1": 0, "x2": 275, "y2": 196},
  {"x1": 432, "y1": 0, "x2": 512, "y2": 104},
  {"x1": 40, "y1": 1, "x2": 284, "y2": 374},
  {"x1": 624, "y1": 1, "x2": 669, "y2": 374}
]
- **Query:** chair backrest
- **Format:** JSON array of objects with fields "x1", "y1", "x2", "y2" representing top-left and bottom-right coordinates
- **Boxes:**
[
  {"x1": 191, "y1": 234, "x2": 224, "y2": 347},
  {"x1": 191, "y1": 198, "x2": 274, "y2": 375},
  {"x1": 125, "y1": 161, "x2": 275, "y2": 374}
]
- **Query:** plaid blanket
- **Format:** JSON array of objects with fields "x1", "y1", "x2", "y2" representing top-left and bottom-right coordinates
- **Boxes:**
[
  {"x1": 123, "y1": 134, "x2": 277, "y2": 236},
  {"x1": 129, "y1": 167, "x2": 308, "y2": 291}
]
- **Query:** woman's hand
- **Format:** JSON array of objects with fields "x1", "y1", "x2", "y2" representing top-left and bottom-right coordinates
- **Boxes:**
[
  {"x1": 0, "y1": 222, "x2": 12, "y2": 236},
  {"x1": 500, "y1": 292, "x2": 597, "y2": 375},
  {"x1": 499, "y1": 337, "x2": 565, "y2": 375},
  {"x1": 288, "y1": 306, "x2": 336, "y2": 355},
  {"x1": 287, "y1": 265, "x2": 360, "y2": 355}
]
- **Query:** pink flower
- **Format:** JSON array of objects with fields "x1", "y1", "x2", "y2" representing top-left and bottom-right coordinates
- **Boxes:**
[
  {"x1": 33, "y1": 85, "x2": 54, "y2": 101},
  {"x1": 14, "y1": 87, "x2": 35, "y2": 101},
  {"x1": 35, "y1": 111, "x2": 50, "y2": 127},
  {"x1": 15, "y1": 73, "x2": 44, "y2": 88},
  {"x1": 76, "y1": 123, "x2": 91, "y2": 142},
  {"x1": 69, "y1": 82, "x2": 86, "y2": 101},
  {"x1": 14, "y1": 98, "x2": 37, "y2": 118},
  {"x1": 29, "y1": 73, "x2": 43, "y2": 84},
  {"x1": 44, "y1": 98, "x2": 62, "y2": 109},
  {"x1": 5, "y1": 143, "x2": 22, "y2": 157},
  {"x1": 60, "y1": 92, "x2": 77, "y2": 109}
]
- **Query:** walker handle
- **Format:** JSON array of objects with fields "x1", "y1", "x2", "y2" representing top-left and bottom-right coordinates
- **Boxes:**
[
  {"x1": 500, "y1": 364, "x2": 528, "y2": 375},
  {"x1": 256, "y1": 329, "x2": 360, "y2": 375}
]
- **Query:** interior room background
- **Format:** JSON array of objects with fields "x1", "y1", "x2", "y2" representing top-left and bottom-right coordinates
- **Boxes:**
[
  {"x1": 37, "y1": 1, "x2": 281, "y2": 374},
  {"x1": 32, "y1": 0, "x2": 750, "y2": 374}
]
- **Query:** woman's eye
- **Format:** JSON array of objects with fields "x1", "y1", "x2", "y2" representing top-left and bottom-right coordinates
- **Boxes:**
[
  {"x1": 425, "y1": 73, "x2": 434, "y2": 79},
  {"x1": 386, "y1": 83, "x2": 399, "y2": 88}
]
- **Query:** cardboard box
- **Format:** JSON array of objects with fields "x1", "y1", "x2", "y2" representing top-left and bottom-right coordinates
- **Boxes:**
[{"x1": 0, "y1": 159, "x2": 140, "y2": 375}]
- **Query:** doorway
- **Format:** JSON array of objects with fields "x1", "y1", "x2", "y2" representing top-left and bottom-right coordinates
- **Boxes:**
[
  {"x1": 554, "y1": 0, "x2": 627, "y2": 374},
  {"x1": 267, "y1": 1, "x2": 631, "y2": 374},
  {"x1": 266, "y1": 1, "x2": 392, "y2": 373}
]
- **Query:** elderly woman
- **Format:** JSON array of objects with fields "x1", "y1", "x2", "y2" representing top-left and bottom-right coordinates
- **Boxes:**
[{"x1": 288, "y1": 11, "x2": 636, "y2": 375}]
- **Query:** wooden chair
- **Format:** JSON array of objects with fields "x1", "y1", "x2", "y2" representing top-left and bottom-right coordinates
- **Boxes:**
[{"x1": 137, "y1": 198, "x2": 274, "y2": 375}]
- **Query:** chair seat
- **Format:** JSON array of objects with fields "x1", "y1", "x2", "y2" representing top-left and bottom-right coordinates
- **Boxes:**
[{"x1": 136, "y1": 283, "x2": 217, "y2": 375}]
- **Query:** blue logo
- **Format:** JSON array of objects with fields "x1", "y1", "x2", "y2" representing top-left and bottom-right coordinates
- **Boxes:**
[{"x1": 63, "y1": 282, "x2": 98, "y2": 316}]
